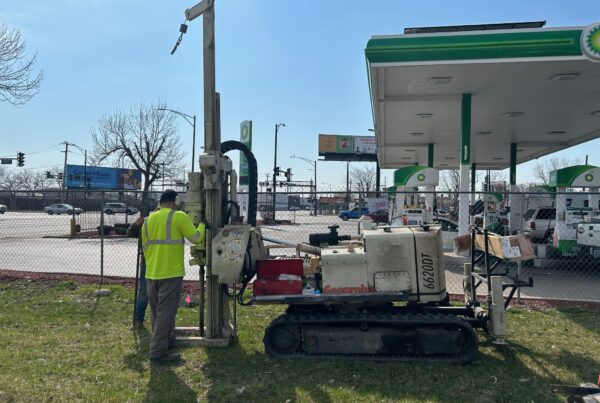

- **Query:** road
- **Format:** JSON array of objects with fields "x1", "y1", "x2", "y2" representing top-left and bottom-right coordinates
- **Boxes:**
[{"x1": 1, "y1": 210, "x2": 599, "y2": 302}]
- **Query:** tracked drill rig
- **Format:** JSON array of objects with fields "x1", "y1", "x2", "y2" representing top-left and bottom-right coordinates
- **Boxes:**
[{"x1": 175, "y1": 0, "x2": 517, "y2": 363}]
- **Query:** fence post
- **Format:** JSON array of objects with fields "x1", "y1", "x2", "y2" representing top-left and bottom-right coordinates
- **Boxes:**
[{"x1": 100, "y1": 191, "x2": 105, "y2": 287}]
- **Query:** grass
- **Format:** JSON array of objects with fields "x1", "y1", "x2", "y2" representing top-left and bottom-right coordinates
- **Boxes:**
[{"x1": 0, "y1": 280, "x2": 599, "y2": 402}]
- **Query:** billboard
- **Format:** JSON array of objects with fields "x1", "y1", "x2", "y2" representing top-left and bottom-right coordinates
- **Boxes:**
[
  {"x1": 239, "y1": 120, "x2": 252, "y2": 186},
  {"x1": 318, "y1": 134, "x2": 377, "y2": 161},
  {"x1": 65, "y1": 165, "x2": 142, "y2": 190},
  {"x1": 354, "y1": 136, "x2": 377, "y2": 154}
]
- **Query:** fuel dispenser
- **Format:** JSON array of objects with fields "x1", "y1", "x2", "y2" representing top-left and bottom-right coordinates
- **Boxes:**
[{"x1": 390, "y1": 166, "x2": 439, "y2": 226}]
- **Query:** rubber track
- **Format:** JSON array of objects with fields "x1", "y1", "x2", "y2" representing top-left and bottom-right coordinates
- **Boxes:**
[{"x1": 263, "y1": 312, "x2": 479, "y2": 364}]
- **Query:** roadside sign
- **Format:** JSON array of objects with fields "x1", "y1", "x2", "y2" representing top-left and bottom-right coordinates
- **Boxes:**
[
  {"x1": 239, "y1": 120, "x2": 252, "y2": 186},
  {"x1": 318, "y1": 134, "x2": 377, "y2": 162}
]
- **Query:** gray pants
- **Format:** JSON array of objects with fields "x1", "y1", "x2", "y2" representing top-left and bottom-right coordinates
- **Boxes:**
[{"x1": 147, "y1": 277, "x2": 183, "y2": 359}]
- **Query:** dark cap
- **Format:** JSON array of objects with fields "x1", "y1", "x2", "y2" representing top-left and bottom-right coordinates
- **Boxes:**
[{"x1": 160, "y1": 189, "x2": 178, "y2": 203}]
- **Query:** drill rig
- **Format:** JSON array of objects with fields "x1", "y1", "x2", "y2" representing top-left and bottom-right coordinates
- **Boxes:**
[{"x1": 176, "y1": 0, "x2": 516, "y2": 363}]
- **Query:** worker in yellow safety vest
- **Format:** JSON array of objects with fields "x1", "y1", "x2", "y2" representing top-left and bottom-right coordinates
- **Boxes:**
[{"x1": 141, "y1": 189, "x2": 205, "y2": 363}]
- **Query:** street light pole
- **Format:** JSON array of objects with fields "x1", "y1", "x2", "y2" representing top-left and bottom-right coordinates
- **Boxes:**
[
  {"x1": 159, "y1": 107, "x2": 197, "y2": 172},
  {"x1": 272, "y1": 123, "x2": 285, "y2": 221}
]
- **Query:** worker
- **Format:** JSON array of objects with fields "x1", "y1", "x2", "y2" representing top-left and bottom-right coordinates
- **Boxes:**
[
  {"x1": 128, "y1": 216, "x2": 148, "y2": 329},
  {"x1": 142, "y1": 189, "x2": 205, "y2": 363}
]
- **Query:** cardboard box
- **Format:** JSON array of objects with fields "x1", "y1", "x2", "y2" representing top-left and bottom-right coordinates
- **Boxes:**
[
  {"x1": 454, "y1": 233, "x2": 536, "y2": 262},
  {"x1": 303, "y1": 257, "x2": 320, "y2": 276}
]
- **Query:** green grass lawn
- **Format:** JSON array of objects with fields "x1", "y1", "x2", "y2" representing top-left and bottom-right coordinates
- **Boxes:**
[{"x1": 0, "y1": 280, "x2": 599, "y2": 402}]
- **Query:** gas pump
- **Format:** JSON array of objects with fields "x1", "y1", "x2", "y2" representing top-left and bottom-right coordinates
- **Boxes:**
[
  {"x1": 390, "y1": 166, "x2": 439, "y2": 226},
  {"x1": 549, "y1": 165, "x2": 600, "y2": 253},
  {"x1": 483, "y1": 193, "x2": 503, "y2": 228}
]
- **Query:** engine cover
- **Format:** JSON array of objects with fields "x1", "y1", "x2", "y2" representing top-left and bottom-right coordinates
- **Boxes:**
[{"x1": 361, "y1": 226, "x2": 446, "y2": 302}]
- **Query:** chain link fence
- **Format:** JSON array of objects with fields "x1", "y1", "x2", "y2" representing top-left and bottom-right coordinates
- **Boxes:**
[{"x1": 1, "y1": 189, "x2": 599, "y2": 303}]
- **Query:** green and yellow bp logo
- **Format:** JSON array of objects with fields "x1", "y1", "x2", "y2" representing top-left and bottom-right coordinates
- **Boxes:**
[{"x1": 582, "y1": 23, "x2": 600, "y2": 62}]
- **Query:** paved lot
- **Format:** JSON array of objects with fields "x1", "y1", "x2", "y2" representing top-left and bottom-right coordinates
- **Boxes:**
[{"x1": 1, "y1": 210, "x2": 599, "y2": 302}]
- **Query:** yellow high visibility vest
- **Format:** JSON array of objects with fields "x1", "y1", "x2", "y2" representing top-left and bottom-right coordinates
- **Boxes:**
[{"x1": 141, "y1": 208, "x2": 205, "y2": 280}]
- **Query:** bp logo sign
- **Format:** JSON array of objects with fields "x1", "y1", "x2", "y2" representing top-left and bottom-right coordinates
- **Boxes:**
[
  {"x1": 585, "y1": 173, "x2": 594, "y2": 182},
  {"x1": 417, "y1": 173, "x2": 426, "y2": 182},
  {"x1": 582, "y1": 23, "x2": 600, "y2": 62}
]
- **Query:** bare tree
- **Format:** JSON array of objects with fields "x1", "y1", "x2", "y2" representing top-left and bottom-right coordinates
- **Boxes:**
[
  {"x1": 439, "y1": 170, "x2": 460, "y2": 213},
  {"x1": 0, "y1": 170, "x2": 20, "y2": 191},
  {"x1": 0, "y1": 24, "x2": 43, "y2": 105},
  {"x1": 532, "y1": 157, "x2": 582, "y2": 186},
  {"x1": 350, "y1": 165, "x2": 376, "y2": 200},
  {"x1": 91, "y1": 101, "x2": 185, "y2": 210},
  {"x1": 0, "y1": 169, "x2": 46, "y2": 193}
]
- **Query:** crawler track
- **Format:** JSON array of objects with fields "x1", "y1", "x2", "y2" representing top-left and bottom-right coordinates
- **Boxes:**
[{"x1": 264, "y1": 311, "x2": 478, "y2": 364}]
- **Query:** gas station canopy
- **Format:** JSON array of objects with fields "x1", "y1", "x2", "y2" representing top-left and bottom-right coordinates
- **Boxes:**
[{"x1": 366, "y1": 21, "x2": 600, "y2": 170}]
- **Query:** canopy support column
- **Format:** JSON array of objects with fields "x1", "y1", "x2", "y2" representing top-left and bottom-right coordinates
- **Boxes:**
[
  {"x1": 508, "y1": 143, "x2": 521, "y2": 234},
  {"x1": 459, "y1": 94, "x2": 471, "y2": 235},
  {"x1": 426, "y1": 144, "x2": 435, "y2": 222}
]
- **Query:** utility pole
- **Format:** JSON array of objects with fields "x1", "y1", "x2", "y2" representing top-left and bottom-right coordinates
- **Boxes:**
[
  {"x1": 346, "y1": 161, "x2": 350, "y2": 209},
  {"x1": 272, "y1": 123, "x2": 285, "y2": 221},
  {"x1": 62, "y1": 142, "x2": 69, "y2": 190},
  {"x1": 313, "y1": 160, "x2": 317, "y2": 216}
]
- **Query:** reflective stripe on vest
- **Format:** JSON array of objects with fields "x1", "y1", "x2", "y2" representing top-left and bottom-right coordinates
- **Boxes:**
[
  {"x1": 144, "y1": 209, "x2": 184, "y2": 246},
  {"x1": 189, "y1": 231, "x2": 202, "y2": 242}
]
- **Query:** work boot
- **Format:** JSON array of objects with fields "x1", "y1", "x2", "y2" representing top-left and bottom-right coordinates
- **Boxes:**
[
  {"x1": 149, "y1": 352, "x2": 181, "y2": 364},
  {"x1": 131, "y1": 320, "x2": 144, "y2": 330}
]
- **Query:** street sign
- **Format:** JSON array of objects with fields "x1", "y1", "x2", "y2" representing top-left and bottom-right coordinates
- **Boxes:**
[
  {"x1": 1, "y1": 159, "x2": 12, "y2": 165},
  {"x1": 239, "y1": 120, "x2": 252, "y2": 185}
]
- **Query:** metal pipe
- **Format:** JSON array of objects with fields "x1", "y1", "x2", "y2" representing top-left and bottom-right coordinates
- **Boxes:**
[
  {"x1": 100, "y1": 191, "x2": 105, "y2": 288},
  {"x1": 262, "y1": 236, "x2": 322, "y2": 256},
  {"x1": 199, "y1": 265, "x2": 205, "y2": 336},
  {"x1": 192, "y1": 115, "x2": 197, "y2": 172}
]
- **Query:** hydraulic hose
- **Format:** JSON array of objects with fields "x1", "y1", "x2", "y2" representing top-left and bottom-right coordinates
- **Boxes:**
[{"x1": 220, "y1": 140, "x2": 258, "y2": 227}]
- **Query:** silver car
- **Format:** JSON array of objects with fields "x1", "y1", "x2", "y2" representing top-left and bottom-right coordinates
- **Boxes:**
[
  {"x1": 103, "y1": 202, "x2": 138, "y2": 215},
  {"x1": 44, "y1": 204, "x2": 83, "y2": 215},
  {"x1": 0, "y1": 204, "x2": 7, "y2": 214}
]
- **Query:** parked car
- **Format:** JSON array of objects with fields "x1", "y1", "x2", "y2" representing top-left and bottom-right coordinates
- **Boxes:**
[
  {"x1": 0, "y1": 204, "x2": 7, "y2": 214},
  {"x1": 44, "y1": 204, "x2": 83, "y2": 215},
  {"x1": 103, "y1": 202, "x2": 138, "y2": 215},
  {"x1": 523, "y1": 207, "x2": 556, "y2": 241},
  {"x1": 364, "y1": 209, "x2": 389, "y2": 223},
  {"x1": 434, "y1": 209, "x2": 448, "y2": 218},
  {"x1": 338, "y1": 206, "x2": 369, "y2": 221},
  {"x1": 433, "y1": 217, "x2": 458, "y2": 251}
]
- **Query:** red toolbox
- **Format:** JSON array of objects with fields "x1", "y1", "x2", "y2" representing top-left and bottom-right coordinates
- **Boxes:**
[
  {"x1": 253, "y1": 278, "x2": 303, "y2": 296},
  {"x1": 257, "y1": 259, "x2": 303, "y2": 279}
]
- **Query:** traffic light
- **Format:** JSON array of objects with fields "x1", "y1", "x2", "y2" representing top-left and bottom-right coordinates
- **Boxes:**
[
  {"x1": 274, "y1": 167, "x2": 281, "y2": 176},
  {"x1": 285, "y1": 168, "x2": 292, "y2": 182},
  {"x1": 45, "y1": 171, "x2": 52, "y2": 179},
  {"x1": 57, "y1": 173, "x2": 64, "y2": 180},
  {"x1": 16, "y1": 152, "x2": 25, "y2": 167},
  {"x1": 483, "y1": 183, "x2": 489, "y2": 192}
]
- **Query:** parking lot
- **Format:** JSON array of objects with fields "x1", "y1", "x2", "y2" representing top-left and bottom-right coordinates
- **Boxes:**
[{"x1": 1, "y1": 209, "x2": 599, "y2": 302}]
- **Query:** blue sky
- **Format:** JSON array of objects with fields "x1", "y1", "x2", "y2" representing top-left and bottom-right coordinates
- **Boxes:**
[{"x1": 1, "y1": 0, "x2": 599, "y2": 190}]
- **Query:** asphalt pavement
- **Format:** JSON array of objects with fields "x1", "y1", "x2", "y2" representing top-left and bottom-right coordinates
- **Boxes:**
[{"x1": 1, "y1": 210, "x2": 598, "y2": 302}]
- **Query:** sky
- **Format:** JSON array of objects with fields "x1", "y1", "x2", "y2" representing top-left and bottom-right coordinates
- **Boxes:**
[{"x1": 1, "y1": 0, "x2": 599, "y2": 191}]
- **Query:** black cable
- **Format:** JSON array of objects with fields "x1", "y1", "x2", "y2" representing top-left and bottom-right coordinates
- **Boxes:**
[
  {"x1": 220, "y1": 141, "x2": 258, "y2": 226},
  {"x1": 237, "y1": 250, "x2": 255, "y2": 306}
]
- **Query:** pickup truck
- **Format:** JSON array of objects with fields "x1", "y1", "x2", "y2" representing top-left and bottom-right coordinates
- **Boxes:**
[{"x1": 338, "y1": 206, "x2": 369, "y2": 221}]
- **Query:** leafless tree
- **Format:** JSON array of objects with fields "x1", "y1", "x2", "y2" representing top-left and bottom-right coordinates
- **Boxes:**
[
  {"x1": 439, "y1": 170, "x2": 461, "y2": 212},
  {"x1": 350, "y1": 165, "x2": 376, "y2": 200},
  {"x1": 532, "y1": 157, "x2": 582, "y2": 186},
  {"x1": 91, "y1": 101, "x2": 185, "y2": 211},
  {"x1": 0, "y1": 169, "x2": 47, "y2": 193},
  {"x1": 0, "y1": 24, "x2": 43, "y2": 105}
]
